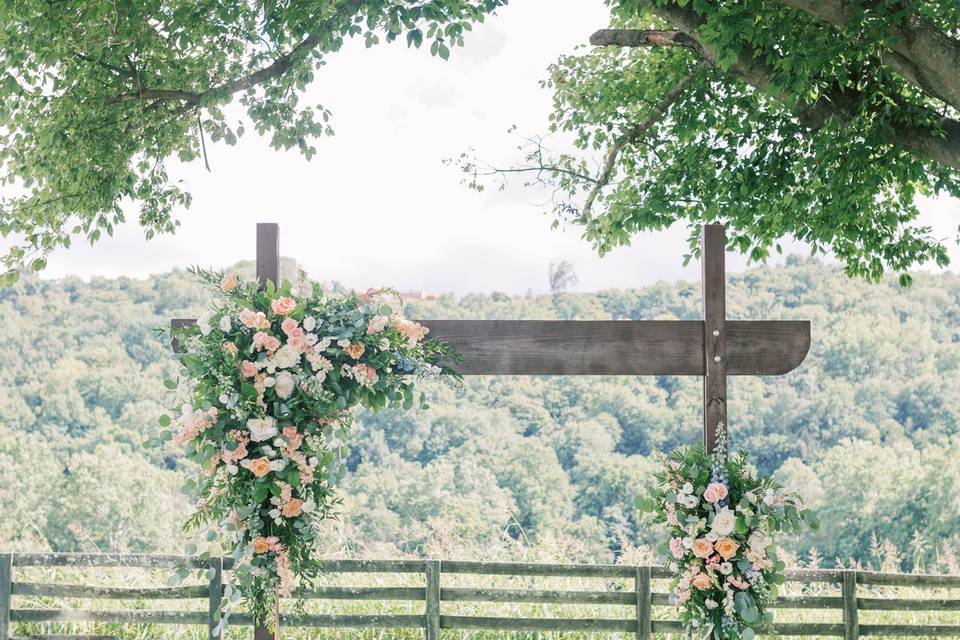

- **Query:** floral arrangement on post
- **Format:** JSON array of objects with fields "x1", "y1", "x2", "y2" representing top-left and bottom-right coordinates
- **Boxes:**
[
  {"x1": 636, "y1": 426, "x2": 818, "y2": 640},
  {"x1": 151, "y1": 269, "x2": 458, "y2": 635}
]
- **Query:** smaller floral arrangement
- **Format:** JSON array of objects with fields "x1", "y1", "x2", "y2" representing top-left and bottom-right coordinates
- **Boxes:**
[
  {"x1": 636, "y1": 427, "x2": 818, "y2": 640},
  {"x1": 153, "y1": 269, "x2": 458, "y2": 633}
]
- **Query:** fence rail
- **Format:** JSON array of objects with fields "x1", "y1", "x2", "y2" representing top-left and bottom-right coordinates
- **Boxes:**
[{"x1": 1, "y1": 553, "x2": 959, "y2": 639}]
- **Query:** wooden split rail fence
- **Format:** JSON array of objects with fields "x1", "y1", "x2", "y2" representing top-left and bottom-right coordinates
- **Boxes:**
[{"x1": 1, "y1": 553, "x2": 959, "y2": 639}]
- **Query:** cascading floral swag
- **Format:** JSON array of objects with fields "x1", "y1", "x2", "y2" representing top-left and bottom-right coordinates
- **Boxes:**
[
  {"x1": 154, "y1": 269, "x2": 458, "y2": 634},
  {"x1": 636, "y1": 426, "x2": 818, "y2": 640}
]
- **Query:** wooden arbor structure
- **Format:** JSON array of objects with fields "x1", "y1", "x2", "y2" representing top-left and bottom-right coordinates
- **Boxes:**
[{"x1": 173, "y1": 222, "x2": 810, "y2": 638}]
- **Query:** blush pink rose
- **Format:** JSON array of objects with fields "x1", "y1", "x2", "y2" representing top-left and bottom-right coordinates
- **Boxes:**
[
  {"x1": 669, "y1": 537, "x2": 684, "y2": 560},
  {"x1": 271, "y1": 297, "x2": 296, "y2": 315},
  {"x1": 240, "y1": 361, "x2": 257, "y2": 378},
  {"x1": 703, "y1": 482, "x2": 729, "y2": 503},
  {"x1": 281, "y1": 318, "x2": 299, "y2": 336}
]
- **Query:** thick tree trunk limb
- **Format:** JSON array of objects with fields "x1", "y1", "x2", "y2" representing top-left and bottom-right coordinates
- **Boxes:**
[
  {"x1": 775, "y1": 0, "x2": 960, "y2": 112},
  {"x1": 589, "y1": 29, "x2": 701, "y2": 51},
  {"x1": 590, "y1": 3, "x2": 960, "y2": 171}
]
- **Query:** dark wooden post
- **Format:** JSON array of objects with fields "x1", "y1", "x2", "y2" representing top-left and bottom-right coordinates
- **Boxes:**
[
  {"x1": 256, "y1": 223, "x2": 280, "y2": 290},
  {"x1": 635, "y1": 565, "x2": 651, "y2": 640},
  {"x1": 701, "y1": 224, "x2": 727, "y2": 455},
  {"x1": 254, "y1": 223, "x2": 279, "y2": 640},
  {"x1": 842, "y1": 570, "x2": 859, "y2": 640},
  {"x1": 0, "y1": 553, "x2": 11, "y2": 640},
  {"x1": 207, "y1": 556, "x2": 223, "y2": 640},
  {"x1": 425, "y1": 560, "x2": 441, "y2": 640}
]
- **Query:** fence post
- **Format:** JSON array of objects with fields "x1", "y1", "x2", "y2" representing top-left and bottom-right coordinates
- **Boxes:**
[
  {"x1": 0, "y1": 553, "x2": 11, "y2": 640},
  {"x1": 842, "y1": 570, "x2": 859, "y2": 640},
  {"x1": 636, "y1": 566, "x2": 651, "y2": 640},
  {"x1": 425, "y1": 560, "x2": 440, "y2": 640},
  {"x1": 207, "y1": 556, "x2": 223, "y2": 640}
]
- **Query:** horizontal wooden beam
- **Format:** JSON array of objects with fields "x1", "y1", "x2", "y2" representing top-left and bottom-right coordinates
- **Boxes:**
[{"x1": 170, "y1": 319, "x2": 809, "y2": 376}]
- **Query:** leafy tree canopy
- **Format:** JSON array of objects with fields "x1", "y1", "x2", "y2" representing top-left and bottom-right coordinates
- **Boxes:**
[
  {"x1": 0, "y1": 0, "x2": 504, "y2": 283},
  {"x1": 2, "y1": 0, "x2": 959, "y2": 284},
  {"x1": 461, "y1": 0, "x2": 960, "y2": 283}
]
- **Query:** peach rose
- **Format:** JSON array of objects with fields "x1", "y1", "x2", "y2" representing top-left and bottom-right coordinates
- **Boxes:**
[
  {"x1": 692, "y1": 573, "x2": 712, "y2": 590},
  {"x1": 239, "y1": 309, "x2": 270, "y2": 330},
  {"x1": 703, "y1": 482, "x2": 729, "y2": 503},
  {"x1": 715, "y1": 537, "x2": 740, "y2": 560},
  {"x1": 691, "y1": 538, "x2": 714, "y2": 559},
  {"x1": 271, "y1": 297, "x2": 296, "y2": 315},
  {"x1": 343, "y1": 342, "x2": 365, "y2": 360},
  {"x1": 220, "y1": 273, "x2": 240, "y2": 291},
  {"x1": 252, "y1": 537, "x2": 272, "y2": 554},
  {"x1": 240, "y1": 361, "x2": 257, "y2": 378},
  {"x1": 247, "y1": 457, "x2": 271, "y2": 477},
  {"x1": 282, "y1": 498, "x2": 304, "y2": 518}
]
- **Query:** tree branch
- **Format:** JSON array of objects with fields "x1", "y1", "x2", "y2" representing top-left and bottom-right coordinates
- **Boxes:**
[
  {"x1": 773, "y1": 0, "x2": 960, "y2": 112},
  {"x1": 590, "y1": 5, "x2": 960, "y2": 171},
  {"x1": 581, "y1": 62, "x2": 705, "y2": 220},
  {"x1": 106, "y1": 1, "x2": 364, "y2": 113},
  {"x1": 589, "y1": 29, "x2": 701, "y2": 51}
]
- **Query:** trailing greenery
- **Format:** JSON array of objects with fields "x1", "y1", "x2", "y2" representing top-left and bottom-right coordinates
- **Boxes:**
[{"x1": 0, "y1": 257, "x2": 958, "y2": 572}]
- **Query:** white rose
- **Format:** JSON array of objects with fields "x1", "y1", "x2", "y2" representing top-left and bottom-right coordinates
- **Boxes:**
[
  {"x1": 682, "y1": 494, "x2": 699, "y2": 509},
  {"x1": 270, "y1": 344, "x2": 301, "y2": 370},
  {"x1": 275, "y1": 371, "x2": 296, "y2": 399},
  {"x1": 711, "y1": 507, "x2": 737, "y2": 536},
  {"x1": 301, "y1": 500, "x2": 316, "y2": 513},
  {"x1": 378, "y1": 337, "x2": 390, "y2": 350},
  {"x1": 269, "y1": 459, "x2": 286, "y2": 471},
  {"x1": 268, "y1": 508, "x2": 281, "y2": 520},
  {"x1": 303, "y1": 316, "x2": 317, "y2": 331},
  {"x1": 748, "y1": 531, "x2": 771, "y2": 552},
  {"x1": 247, "y1": 417, "x2": 278, "y2": 442},
  {"x1": 306, "y1": 333, "x2": 318, "y2": 346},
  {"x1": 219, "y1": 315, "x2": 231, "y2": 332},
  {"x1": 718, "y1": 562, "x2": 733, "y2": 575},
  {"x1": 337, "y1": 339, "x2": 350, "y2": 347},
  {"x1": 681, "y1": 482, "x2": 693, "y2": 495},
  {"x1": 198, "y1": 311, "x2": 213, "y2": 336}
]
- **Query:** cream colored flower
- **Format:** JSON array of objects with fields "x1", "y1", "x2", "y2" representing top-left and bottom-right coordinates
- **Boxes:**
[{"x1": 711, "y1": 508, "x2": 737, "y2": 536}]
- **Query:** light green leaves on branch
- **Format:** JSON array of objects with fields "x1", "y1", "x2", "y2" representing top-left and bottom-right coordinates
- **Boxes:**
[{"x1": 0, "y1": 0, "x2": 505, "y2": 284}]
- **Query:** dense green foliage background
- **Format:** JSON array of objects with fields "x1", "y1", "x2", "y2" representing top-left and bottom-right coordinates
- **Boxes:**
[{"x1": 2, "y1": 257, "x2": 958, "y2": 572}]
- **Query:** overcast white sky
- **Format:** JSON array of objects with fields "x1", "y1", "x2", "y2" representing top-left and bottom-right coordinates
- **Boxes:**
[{"x1": 11, "y1": 0, "x2": 960, "y2": 294}]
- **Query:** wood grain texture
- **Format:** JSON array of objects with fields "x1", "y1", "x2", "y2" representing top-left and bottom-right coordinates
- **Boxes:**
[
  {"x1": 0, "y1": 553, "x2": 10, "y2": 640},
  {"x1": 843, "y1": 570, "x2": 860, "y2": 640},
  {"x1": 701, "y1": 224, "x2": 727, "y2": 452},
  {"x1": 255, "y1": 223, "x2": 279, "y2": 290},
  {"x1": 171, "y1": 314, "x2": 810, "y2": 375},
  {"x1": 425, "y1": 560, "x2": 440, "y2": 640},
  {"x1": 636, "y1": 566, "x2": 651, "y2": 640},
  {"x1": 422, "y1": 319, "x2": 809, "y2": 375}
]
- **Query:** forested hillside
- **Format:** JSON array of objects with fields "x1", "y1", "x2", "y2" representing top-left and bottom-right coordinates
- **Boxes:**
[{"x1": 2, "y1": 257, "x2": 958, "y2": 572}]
